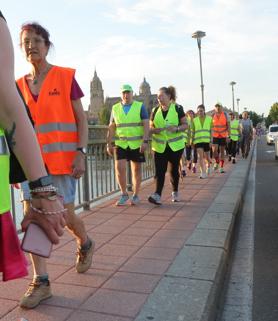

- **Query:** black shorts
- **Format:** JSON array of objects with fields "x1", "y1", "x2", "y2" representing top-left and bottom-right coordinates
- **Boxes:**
[
  {"x1": 114, "y1": 146, "x2": 146, "y2": 162},
  {"x1": 212, "y1": 137, "x2": 227, "y2": 146},
  {"x1": 195, "y1": 143, "x2": 210, "y2": 152}
]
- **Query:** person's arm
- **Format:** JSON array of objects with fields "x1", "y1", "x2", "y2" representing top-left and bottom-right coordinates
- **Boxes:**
[
  {"x1": 106, "y1": 110, "x2": 116, "y2": 156},
  {"x1": 71, "y1": 98, "x2": 88, "y2": 178},
  {"x1": 0, "y1": 17, "x2": 65, "y2": 243}
]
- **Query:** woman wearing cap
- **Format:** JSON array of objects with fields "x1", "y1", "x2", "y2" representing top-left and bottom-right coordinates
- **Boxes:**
[
  {"x1": 148, "y1": 86, "x2": 187, "y2": 205},
  {"x1": 17, "y1": 22, "x2": 94, "y2": 309}
]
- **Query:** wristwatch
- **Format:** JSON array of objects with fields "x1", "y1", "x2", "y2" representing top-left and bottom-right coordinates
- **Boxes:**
[
  {"x1": 29, "y1": 175, "x2": 53, "y2": 189},
  {"x1": 76, "y1": 147, "x2": 87, "y2": 155}
]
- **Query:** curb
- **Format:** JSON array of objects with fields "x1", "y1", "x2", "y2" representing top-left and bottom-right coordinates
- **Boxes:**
[{"x1": 135, "y1": 144, "x2": 255, "y2": 321}]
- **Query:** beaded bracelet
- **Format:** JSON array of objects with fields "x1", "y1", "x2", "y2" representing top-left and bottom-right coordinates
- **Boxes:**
[
  {"x1": 30, "y1": 202, "x2": 67, "y2": 215},
  {"x1": 30, "y1": 185, "x2": 58, "y2": 194}
]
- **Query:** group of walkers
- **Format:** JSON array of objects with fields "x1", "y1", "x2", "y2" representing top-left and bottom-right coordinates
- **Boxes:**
[
  {"x1": 0, "y1": 13, "x2": 254, "y2": 312},
  {"x1": 108, "y1": 89, "x2": 254, "y2": 207}
]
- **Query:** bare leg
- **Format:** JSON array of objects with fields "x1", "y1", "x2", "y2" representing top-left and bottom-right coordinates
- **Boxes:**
[
  {"x1": 115, "y1": 159, "x2": 127, "y2": 194},
  {"x1": 23, "y1": 201, "x2": 47, "y2": 276},
  {"x1": 64, "y1": 202, "x2": 87, "y2": 246},
  {"x1": 130, "y1": 161, "x2": 141, "y2": 195},
  {"x1": 197, "y1": 148, "x2": 205, "y2": 174}
]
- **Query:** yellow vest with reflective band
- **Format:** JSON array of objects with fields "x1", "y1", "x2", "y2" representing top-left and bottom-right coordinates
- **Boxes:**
[
  {"x1": 152, "y1": 103, "x2": 185, "y2": 153},
  {"x1": 193, "y1": 115, "x2": 212, "y2": 144},
  {"x1": 230, "y1": 119, "x2": 240, "y2": 141},
  {"x1": 182, "y1": 116, "x2": 190, "y2": 144},
  {"x1": 0, "y1": 128, "x2": 11, "y2": 214},
  {"x1": 113, "y1": 100, "x2": 144, "y2": 149}
]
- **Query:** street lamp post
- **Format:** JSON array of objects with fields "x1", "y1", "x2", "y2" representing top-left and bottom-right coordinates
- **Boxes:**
[
  {"x1": 236, "y1": 98, "x2": 240, "y2": 115},
  {"x1": 230, "y1": 81, "x2": 236, "y2": 112},
  {"x1": 192, "y1": 30, "x2": 206, "y2": 105}
]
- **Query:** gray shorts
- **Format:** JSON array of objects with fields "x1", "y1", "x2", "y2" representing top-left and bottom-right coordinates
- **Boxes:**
[{"x1": 21, "y1": 175, "x2": 77, "y2": 204}]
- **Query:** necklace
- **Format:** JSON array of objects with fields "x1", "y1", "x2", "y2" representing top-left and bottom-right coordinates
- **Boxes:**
[{"x1": 30, "y1": 64, "x2": 51, "y2": 85}]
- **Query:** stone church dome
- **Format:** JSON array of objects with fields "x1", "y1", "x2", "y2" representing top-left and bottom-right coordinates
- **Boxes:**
[{"x1": 139, "y1": 77, "x2": 151, "y2": 96}]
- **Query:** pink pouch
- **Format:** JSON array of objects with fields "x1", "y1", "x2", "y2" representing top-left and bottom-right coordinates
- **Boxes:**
[{"x1": 0, "y1": 211, "x2": 28, "y2": 281}]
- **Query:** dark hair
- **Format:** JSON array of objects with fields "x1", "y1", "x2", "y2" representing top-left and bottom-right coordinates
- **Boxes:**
[
  {"x1": 20, "y1": 22, "x2": 52, "y2": 48},
  {"x1": 159, "y1": 86, "x2": 176, "y2": 101},
  {"x1": 215, "y1": 103, "x2": 222, "y2": 108},
  {"x1": 197, "y1": 104, "x2": 205, "y2": 110}
]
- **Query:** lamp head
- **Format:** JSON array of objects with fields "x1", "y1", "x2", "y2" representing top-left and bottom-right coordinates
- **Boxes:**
[
  {"x1": 192, "y1": 31, "x2": 206, "y2": 39},
  {"x1": 230, "y1": 81, "x2": 236, "y2": 86}
]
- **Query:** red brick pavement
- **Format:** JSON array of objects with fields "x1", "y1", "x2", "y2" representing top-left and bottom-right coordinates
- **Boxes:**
[{"x1": 0, "y1": 162, "x2": 234, "y2": 321}]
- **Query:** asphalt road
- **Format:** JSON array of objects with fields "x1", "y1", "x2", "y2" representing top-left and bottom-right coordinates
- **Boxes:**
[{"x1": 253, "y1": 137, "x2": 278, "y2": 320}]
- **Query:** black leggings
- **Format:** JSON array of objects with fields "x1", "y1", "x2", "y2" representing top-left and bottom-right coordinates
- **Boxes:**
[
  {"x1": 185, "y1": 145, "x2": 198, "y2": 163},
  {"x1": 154, "y1": 145, "x2": 184, "y2": 196},
  {"x1": 228, "y1": 140, "x2": 237, "y2": 158}
]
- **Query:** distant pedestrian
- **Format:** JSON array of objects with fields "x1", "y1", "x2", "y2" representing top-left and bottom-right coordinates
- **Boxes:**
[
  {"x1": 240, "y1": 111, "x2": 253, "y2": 158},
  {"x1": 211, "y1": 103, "x2": 230, "y2": 173},
  {"x1": 107, "y1": 84, "x2": 149, "y2": 205},
  {"x1": 180, "y1": 110, "x2": 197, "y2": 176},
  {"x1": 192, "y1": 105, "x2": 213, "y2": 178},
  {"x1": 228, "y1": 112, "x2": 240, "y2": 164},
  {"x1": 148, "y1": 86, "x2": 188, "y2": 205}
]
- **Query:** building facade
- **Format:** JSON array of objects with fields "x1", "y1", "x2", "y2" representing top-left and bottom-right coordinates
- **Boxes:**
[{"x1": 88, "y1": 70, "x2": 157, "y2": 124}]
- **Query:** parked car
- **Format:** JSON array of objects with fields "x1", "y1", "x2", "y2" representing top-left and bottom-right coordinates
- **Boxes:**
[{"x1": 266, "y1": 124, "x2": 278, "y2": 145}]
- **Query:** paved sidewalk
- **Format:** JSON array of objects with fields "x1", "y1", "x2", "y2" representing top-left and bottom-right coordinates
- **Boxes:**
[{"x1": 0, "y1": 156, "x2": 251, "y2": 321}]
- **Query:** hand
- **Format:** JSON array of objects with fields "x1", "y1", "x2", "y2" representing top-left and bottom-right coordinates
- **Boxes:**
[
  {"x1": 166, "y1": 125, "x2": 178, "y2": 133},
  {"x1": 106, "y1": 144, "x2": 114, "y2": 157},
  {"x1": 71, "y1": 152, "x2": 85, "y2": 179},
  {"x1": 140, "y1": 142, "x2": 147, "y2": 153},
  {"x1": 152, "y1": 127, "x2": 163, "y2": 134},
  {"x1": 21, "y1": 197, "x2": 67, "y2": 244}
]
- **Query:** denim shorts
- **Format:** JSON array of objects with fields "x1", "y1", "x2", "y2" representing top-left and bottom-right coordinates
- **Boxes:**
[{"x1": 21, "y1": 175, "x2": 77, "y2": 204}]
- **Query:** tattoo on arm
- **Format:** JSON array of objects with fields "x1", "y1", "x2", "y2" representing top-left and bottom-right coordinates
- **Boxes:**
[{"x1": 4, "y1": 122, "x2": 16, "y2": 150}]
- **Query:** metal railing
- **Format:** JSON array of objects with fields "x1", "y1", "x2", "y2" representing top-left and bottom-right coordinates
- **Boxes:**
[{"x1": 11, "y1": 139, "x2": 154, "y2": 229}]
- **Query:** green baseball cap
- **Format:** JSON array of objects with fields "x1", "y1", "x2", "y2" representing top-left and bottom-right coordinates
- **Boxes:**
[{"x1": 121, "y1": 84, "x2": 133, "y2": 92}]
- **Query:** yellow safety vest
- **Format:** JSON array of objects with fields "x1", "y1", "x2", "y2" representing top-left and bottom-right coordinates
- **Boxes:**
[
  {"x1": 0, "y1": 128, "x2": 10, "y2": 214},
  {"x1": 230, "y1": 119, "x2": 240, "y2": 141},
  {"x1": 193, "y1": 116, "x2": 212, "y2": 144},
  {"x1": 182, "y1": 116, "x2": 190, "y2": 144},
  {"x1": 113, "y1": 100, "x2": 144, "y2": 149},
  {"x1": 152, "y1": 103, "x2": 185, "y2": 153}
]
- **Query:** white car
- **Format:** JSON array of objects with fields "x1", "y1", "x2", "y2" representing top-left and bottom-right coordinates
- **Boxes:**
[{"x1": 266, "y1": 124, "x2": 278, "y2": 145}]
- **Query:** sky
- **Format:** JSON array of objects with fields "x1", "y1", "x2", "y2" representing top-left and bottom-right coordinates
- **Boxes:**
[{"x1": 2, "y1": 0, "x2": 278, "y2": 116}]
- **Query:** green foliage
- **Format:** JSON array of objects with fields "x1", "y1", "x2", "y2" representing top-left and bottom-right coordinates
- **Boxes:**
[
  {"x1": 98, "y1": 104, "x2": 111, "y2": 125},
  {"x1": 248, "y1": 110, "x2": 263, "y2": 127},
  {"x1": 267, "y1": 102, "x2": 278, "y2": 126}
]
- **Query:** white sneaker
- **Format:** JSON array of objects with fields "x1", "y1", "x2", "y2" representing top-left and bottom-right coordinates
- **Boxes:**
[
  {"x1": 199, "y1": 172, "x2": 207, "y2": 179},
  {"x1": 171, "y1": 191, "x2": 180, "y2": 202}
]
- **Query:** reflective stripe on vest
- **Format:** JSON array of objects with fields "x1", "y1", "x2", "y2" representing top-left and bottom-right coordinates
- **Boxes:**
[
  {"x1": 0, "y1": 129, "x2": 10, "y2": 214},
  {"x1": 212, "y1": 112, "x2": 228, "y2": 138},
  {"x1": 0, "y1": 135, "x2": 9, "y2": 155},
  {"x1": 116, "y1": 122, "x2": 143, "y2": 128},
  {"x1": 35, "y1": 122, "x2": 77, "y2": 134},
  {"x1": 17, "y1": 66, "x2": 78, "y2": 175},
  {"x1": 193, "y1": 116, "x2": 212, "y2": 144},
  {"x1": 113, "y1": 101, "x2": 144, "y2": 149},
  {"x1": 230, "y1": 119, "x2": 240, "y2": 141},
  {"x1": 152, "y1": 103, "x2": 185, "y2": 153}
]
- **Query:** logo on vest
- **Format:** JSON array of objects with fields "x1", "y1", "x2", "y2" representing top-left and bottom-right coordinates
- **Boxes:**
[{"x1": 49, "y1": 88, "x2": 60, "y2": 96}]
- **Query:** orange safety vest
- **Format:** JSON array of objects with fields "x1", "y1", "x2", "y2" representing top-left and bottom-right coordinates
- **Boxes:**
[
  {"x1": 17, "y1": 66, "x2": 78, "y2": 175},
  {"x1": 212, "y1": 112, "x2": 228, "y2": 138}
]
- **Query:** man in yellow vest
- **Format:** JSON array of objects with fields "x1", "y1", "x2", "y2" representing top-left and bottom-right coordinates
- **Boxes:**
[
  {"x1": 107, "y1": 84, "x2": 149, "y2": 205},
  {"x1": 228, "y1": 112, "x2": 240, "y2": 163}
]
